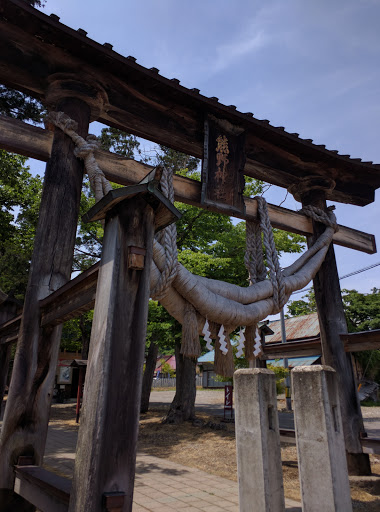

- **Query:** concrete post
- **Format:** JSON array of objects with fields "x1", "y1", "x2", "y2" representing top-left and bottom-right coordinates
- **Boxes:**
[
  {"x1": 292, "y1": 365, "x2": 352, "y2": 512},
  {"x1": 234, "y1": 369, "x2": 285, "y2": 512}
]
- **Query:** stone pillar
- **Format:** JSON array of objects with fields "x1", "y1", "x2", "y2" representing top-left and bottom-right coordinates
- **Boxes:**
[
  {"x1": 234, "y1": 369, "x2": 285, "y2": 512},
  {"x1": 292, "y1": 365, "x2": 352, "y2": 512}
]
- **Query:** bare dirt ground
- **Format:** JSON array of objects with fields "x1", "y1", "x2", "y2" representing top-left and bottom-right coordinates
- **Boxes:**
[{"x1": 47, "y1": 392, "x2": 380, "y2": 511}]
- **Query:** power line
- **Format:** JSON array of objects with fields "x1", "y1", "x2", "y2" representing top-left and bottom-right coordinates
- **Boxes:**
[{"x1": 291, "y1": 261, "x2": 380, "y2": 296}]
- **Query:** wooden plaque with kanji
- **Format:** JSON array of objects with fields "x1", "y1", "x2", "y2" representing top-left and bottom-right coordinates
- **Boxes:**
[{"x1": 201, "y1": 115, "x2": 246, "y2": 215}]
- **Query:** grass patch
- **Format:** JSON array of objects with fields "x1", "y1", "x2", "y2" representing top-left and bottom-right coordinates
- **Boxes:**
[{"x1": 361, "y1": 400, "x2": 380, "y2": 407}]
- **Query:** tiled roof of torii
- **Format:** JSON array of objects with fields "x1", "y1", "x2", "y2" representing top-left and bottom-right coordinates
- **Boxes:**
[{"x1": 1, "y1": 0, "x2": 380, "y2": 206}]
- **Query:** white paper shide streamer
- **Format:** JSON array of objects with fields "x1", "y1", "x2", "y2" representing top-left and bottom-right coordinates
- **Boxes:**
[
  {"x1": 218, "y1": 325, "x2": 228, "y2": 355},
  {"x1": 253, "y1": 327, "x2": 262, "y2": 358},
  {"x1": 202, "y1": 319, "x2": 213, "y2": 352},
  {"x1": 236, "y1": 327, "x2": 245, "y2": 358}
]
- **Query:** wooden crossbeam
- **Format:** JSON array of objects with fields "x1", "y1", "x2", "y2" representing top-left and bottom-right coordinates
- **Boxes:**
[
  {"x1": 340, "y1": 330, "x2": 380, "y2": 352},
  {"x1": 0, "y1": 314, "x2": 21, "y2": 345},
  {"x1": 262, "y1": 338, "x2": 322, "y2": 359},
  {"x1": 262, "y1": 330, "x2": 380, "y2": 359},
  {"x1": 1, "y1": 266, "x2": 379, "y2": 358},
  {"x1": 14, "y1": 465, "x2": 70, "y2": 512},
  {"x1": 1, "y1": 1, "x2": 380, "y2": 206},
  {"x1": 39, "y1": 263, "x2": 99, "y2": 327},
  {"x1": 0, "y1": 116, "x2": 376, "y2": 254}
]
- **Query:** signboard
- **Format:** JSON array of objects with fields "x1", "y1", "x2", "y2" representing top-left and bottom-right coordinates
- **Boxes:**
[
  {"x1": 201, "y1": 115, "x2": 246, "y2": 216},
  {"x1": 57, "y1": 365, "x2": 72, "y2": 385},
  {"x1": 224, "y1": 384, "x2": 234, "y2": 420}
]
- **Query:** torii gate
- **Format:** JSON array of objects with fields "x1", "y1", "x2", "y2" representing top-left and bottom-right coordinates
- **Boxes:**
[{"x1": 0, "y1": 1, "x2": 379, "y2": 511}]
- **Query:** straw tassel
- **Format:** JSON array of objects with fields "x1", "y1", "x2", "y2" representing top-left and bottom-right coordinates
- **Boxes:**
[
  {"x1": 180, "y1": 301, "x2": 201, "y2": 357},
  {"x1": 214, "y1": 326, "x2": 235, "y2": 378}
]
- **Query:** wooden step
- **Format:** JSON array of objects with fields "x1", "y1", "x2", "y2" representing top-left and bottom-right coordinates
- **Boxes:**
[{"x1": 14, "y1": 465, "x2": 71, "y2": 512}]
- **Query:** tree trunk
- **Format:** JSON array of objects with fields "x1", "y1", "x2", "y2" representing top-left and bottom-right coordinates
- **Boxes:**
[
  {"x1": 79, "y1": 314, "x2": 90, "y2": 360},
  {"x1": 140, "y1": 341, "x2": 158, "y2": 413},
  {"x1": 164, "y1": 342, "x2": 196, "y2": 424}
]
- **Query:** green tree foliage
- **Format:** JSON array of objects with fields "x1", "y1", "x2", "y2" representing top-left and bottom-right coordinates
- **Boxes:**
[
  {"x1": 286, "y1": 289, "x2": 316, "y2": 317},
  {"x1": 99, "y1": 128, "x2": 142, "y2": 159},
  {"x1": 287, "y1": 287, "x2": 380, "y2": 332},
  {"x1": 27, "y1": 0, "x2": 46, "y2": 6},
  {"x1": 343, "y1": 288, "x2": 380, "y2": 332},
  {"x1": 343, "y1": 288, "x2": 380, "y2": 384},
  {"x1": 0, "y1": 85, "x2": 45, "y2": 124},
  {"x1": 0, "y1": 151, "x2": 43, "y2": 299},
  {"x1": 160, "y1": 360, "x2": 175, "y2": 377},
  {"x1": 60, "y1": 310, "x2": 93, "y2": 354},
  {"x1": 146, "y1": 300, "x2": 180, "y2": 353},
  {"x1": 287, "y1": 287, "x2": 380, "y2": 384}
]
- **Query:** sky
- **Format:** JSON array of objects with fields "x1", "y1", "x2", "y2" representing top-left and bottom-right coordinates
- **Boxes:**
[{"x1": 34, "y1": 0, "x2": 380, "y2": 297}]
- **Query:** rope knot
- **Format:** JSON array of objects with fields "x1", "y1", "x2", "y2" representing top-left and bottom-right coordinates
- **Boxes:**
[
  {"x1": 45, "y1": 111, "x2": 78, "y2": 133},
  {"x1": 46, "y1": 110, "x2": 111, "y2": 202},
  {"x1": 74, "y1": 136, "x2": 100, "y2": 159},
  {"x1": 299, "y1": 205, "x2": 338, "y2": 232}
]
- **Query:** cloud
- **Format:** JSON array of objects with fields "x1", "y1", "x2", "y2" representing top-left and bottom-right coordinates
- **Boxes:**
[{"x1": 212, "y1": 30, "x2": 268, "y2": 73}]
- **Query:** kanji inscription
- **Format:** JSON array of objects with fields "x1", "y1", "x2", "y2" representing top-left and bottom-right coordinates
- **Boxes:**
[{"x1": 201, "y1": 116, "x2": 246, "y2": 215}]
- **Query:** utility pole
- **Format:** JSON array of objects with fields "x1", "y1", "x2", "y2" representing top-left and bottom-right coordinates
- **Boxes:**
[{"x1": 280, "y1": 309, "x2": 292, "y2": 411}]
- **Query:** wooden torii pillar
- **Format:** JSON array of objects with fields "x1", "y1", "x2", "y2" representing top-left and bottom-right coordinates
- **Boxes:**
[
  {"x1": 291, "y1": 177, "x2": 371, "y2": 475},
  {"x1": 0, "y1": 295, "x2": 20, "y2": 409},
  {"x1": 0, "y1": 77, "x2": 105, "y2": 509},
  {"x1": 68, "y1": 184, "x2": 180, "y2": 512}
]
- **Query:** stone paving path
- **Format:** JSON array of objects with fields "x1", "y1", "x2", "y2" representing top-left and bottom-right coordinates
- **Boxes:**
[{"x1": 42, "y1": 424, "x2": 301, "y2": 511}]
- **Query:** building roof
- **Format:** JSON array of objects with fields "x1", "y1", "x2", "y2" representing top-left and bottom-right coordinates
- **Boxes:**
[
  {"x1": 265, "y1": 313, "x2": 320, "y2": 344},
  {"x1": 2, "y1": 0, "x2": 380, "y2": 206},
  {"x1": 267, "y1": 356, "x2": 320, "y2": 368},
  {"x1": 156, "y1": 355, "x2": 176, "y2": 371},
  {"x1": 198, "y1": 352, "x2": 216, "y2": 364},
  {"x1": 198, "y1": 352, "x2": 320, "y2": 367}
]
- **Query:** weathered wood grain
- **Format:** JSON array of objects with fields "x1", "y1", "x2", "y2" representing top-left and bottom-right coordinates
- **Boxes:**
[
  {"x1": 0, "y1": 97, "x2": 91, "y2": 502},
  {"x1": 0, "y1": 115, "x2": 53, "y2": 160},
  {"x1": 262, "y1": 338, "x2": 321, "y2": 359},
  {"x1": 69, "y1": 194, "x2": 155, "y2": 512},
  {"x1": 341, "y1": 330, "x2": 380, "y2": 352},
  {"x1": 0, "y1": 299, "x2": 20, "y2": 406},
  {"x1": 302, "y1": 191, "x2": 370, "y2": 475},
  {"x1": 0, "y1": 315, "x2": 21, "y2": 345},
  {"x1": 39, "y1": 264, "x2": 99, "y2": 326},
  {"x1": 0, "y1": 116, "x2": 375, "y2": 254},
  {"x1": 0, "y1": 0, "x2": 379, "y2": 206},
  {"x1": 14, "y1": 466, "x2": 70, "y2": 512},
  {"x1": 201, "y1": 116, "x2": 246, "y2": 215}
]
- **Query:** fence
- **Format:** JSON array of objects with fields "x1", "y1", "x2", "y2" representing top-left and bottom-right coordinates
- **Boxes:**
[{"x1": 152, "y1": 376, "x2": 203, "y2": 388}]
